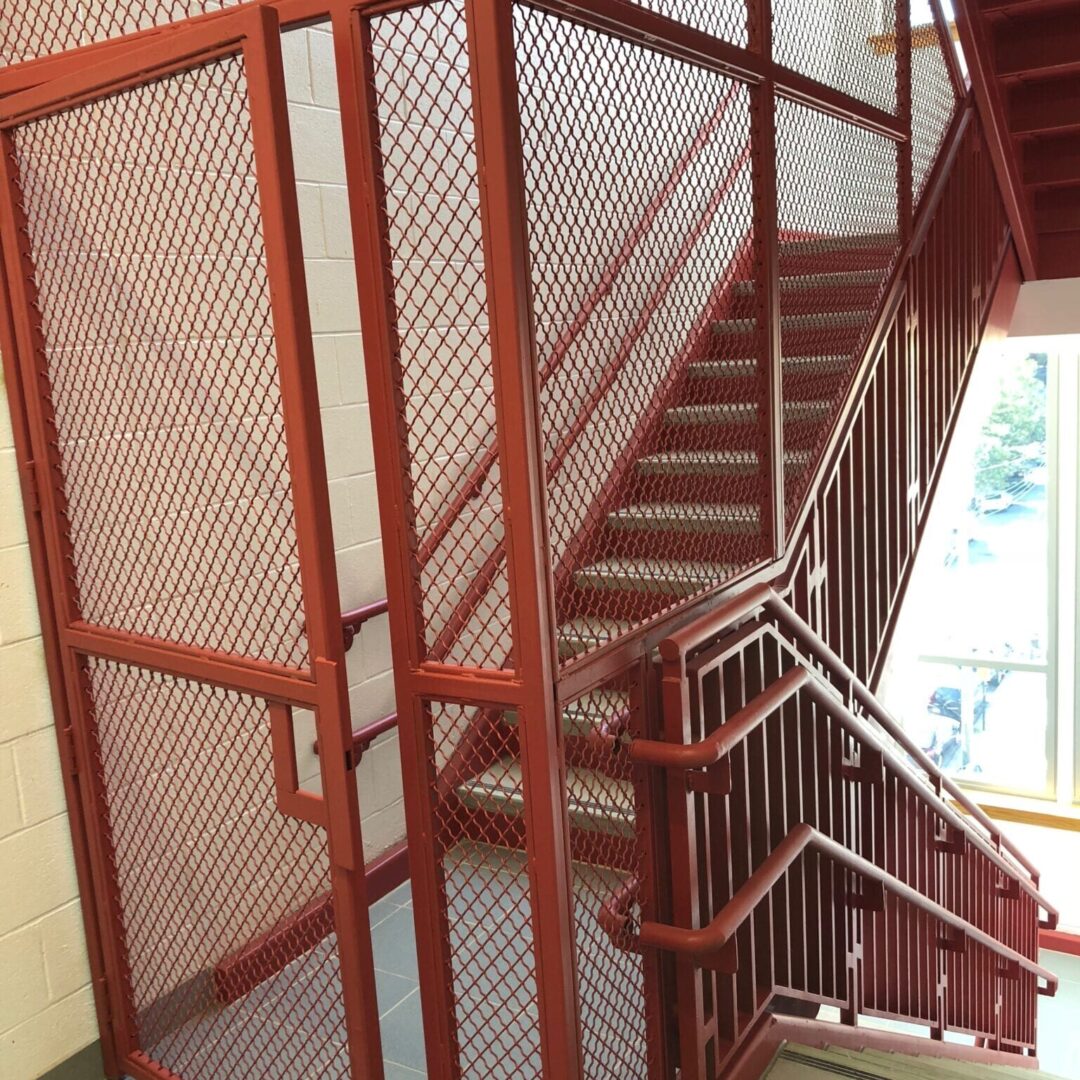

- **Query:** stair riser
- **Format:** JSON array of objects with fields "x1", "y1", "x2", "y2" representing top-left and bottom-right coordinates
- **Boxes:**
[
  {"x1": 660, "y1": 410, "x2": 833, "y2": 453},
  {"x1": 560, "y1": 576, "x2": 711, "y2": 624},
  {"x1": 627, "y1": 467, "x2": 771, "y2": 507},
  {"x1": 679, "y1": 368, "x2": 846, "y2": 406},
  {"x1": 596, "y1": 521, "x2": 768, "y2": 565},
  {"x1": 628, "y1": 464, "x2": 807, "y2": 507},
  {"x1": 709, "y1": 324, "x2": 866, "y2": 359},
  {"x1": 728, "y1": 282, "x2": 883, "y2": 319},
  {"x1": 778, "y1": 246, "x2": 896, "y2": 276}
]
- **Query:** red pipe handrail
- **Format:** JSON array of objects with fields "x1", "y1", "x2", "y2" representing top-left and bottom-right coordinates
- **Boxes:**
[
  {"x1": 636, "y1": 822, "x2": 1059, "y2": 996},
  {"x1": 632, "y1": 650, "x2": 1056, "y2": 920},
  {"x1": 341, "y1": 596, "x2": 389, "y2": 651},
  {"x1": 655, "y1": 582, "x2": 1052, "y2": 892}
]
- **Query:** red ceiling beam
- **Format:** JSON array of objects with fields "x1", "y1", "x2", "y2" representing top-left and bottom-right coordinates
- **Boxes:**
[{"x1": 951, "y1": 0, "x2": 1039, "y2": 279}]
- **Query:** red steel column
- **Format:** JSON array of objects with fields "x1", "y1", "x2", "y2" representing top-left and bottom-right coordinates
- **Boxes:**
[
  {"x1": 897, "y1": 0, "x2": 913, "y2": 241},
  {"x1": 0, "y1": 239, "x2": 120, "y2": 1078},
  {"x1": 330, "y1": 6, "x2": 461, "y2": 1078},
  {"x1": 749, "y1": 0, "x2": 784, "y2": 559},
  {"x1": 244, "y1": 10, "x2": 386, "y2": 1077},
  {"x1": 464, "y1": 0, "x2": 582, "y2": 1075}
]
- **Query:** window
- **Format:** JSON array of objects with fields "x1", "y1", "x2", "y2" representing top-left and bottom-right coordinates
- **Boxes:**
[{"x1": 878, "y1": 339, "x2": 1080, "y2": 807}]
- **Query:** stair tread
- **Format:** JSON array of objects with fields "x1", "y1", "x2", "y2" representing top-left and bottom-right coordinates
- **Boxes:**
[
  {"x1": 732, "y1": 269, "x2": 886, "y2": 294},
  {"x1": 558, "y1": 616, "x2": 632, "y2": 657},
  {"x1": 688, "y1": 354, "x2": 850, "y2": 378},
  {"x1": 774, "y1": 1043, "x2": 1069, "y2": 1080},
  {"x1": 457, "y1": 757, "x2": 635, "y2": 836},
  {"x1": 637, "y1": 448, "x2": 812, "y2": 474},
  {"x1": 574, "y1": 556, "x2": 738, "y2": 595},
  {"x1": 608, "y1": 501, "x2": 761, "y2": 534},
  {"x1": 712, "y1": 310, "x2": 872, "y2": 334},
  {"x1": 666, "y1": 400, "x2": 831, "y2": 424},
  {"x1": 778, "y1": 231, "x2": 899, "y2": 254},
  {"x1": 502, "y1": 689, "x2": 628, "y2": 737}
]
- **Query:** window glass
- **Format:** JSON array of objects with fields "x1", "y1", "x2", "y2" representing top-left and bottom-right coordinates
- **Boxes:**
[{"x1": 878, "y1": 349, "x2": 1052, "y2": 796}]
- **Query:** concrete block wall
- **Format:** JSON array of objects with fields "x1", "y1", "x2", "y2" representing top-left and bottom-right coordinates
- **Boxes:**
[{"x1": 0, "y1": 22, "x2": 404, "y2": 1078}]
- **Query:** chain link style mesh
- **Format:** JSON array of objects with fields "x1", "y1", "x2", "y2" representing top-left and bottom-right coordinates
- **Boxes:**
[
  {"x1": 87, "y1": 659, "x2": 348, "y2": 1078},
  {"x1": 11, "y1": 56, "x2": 309, "y2": 668},
  {"x1": 562, "y1": 681, "x2": 651, "y2": 1079},
  {"x1": 773, "y1": 0, "x2": 897, "y2": 115},
  {"x1": 631, "y1": 0, "x2": 748, "y2": 46},
  {"x1": 515, "y1": 9, "x2": 764, "y2": 659},
  {"x1": 774, "y1": 98, "x2": 899, "y2": 523},
  {"x1": 911, "y1": 17, "x2": 959, "y2": 204},
  {"x1": 1, "y1": 2, "x2": 238, "y2": 66},
  {"x1": 370, "y1": 0, "x2": 513, "y2": 670},
  {"x1": 427, "y1": 701, "x2": 541, "y2": 1077}
]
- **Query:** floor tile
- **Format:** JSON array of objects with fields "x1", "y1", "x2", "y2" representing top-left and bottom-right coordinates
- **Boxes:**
[
  {"x1": 381, "y1": 990, "x2": 427, "y2": 1074},
  {"x1": 383, "y1": 1061, "x2": 426, "y2": 1079},
  {"x1": 377, "y1": 968, "x2": 419, "y2": 1018},
  {"x1": 372, "y1": 906, "x2": 420, "y2": 980}
]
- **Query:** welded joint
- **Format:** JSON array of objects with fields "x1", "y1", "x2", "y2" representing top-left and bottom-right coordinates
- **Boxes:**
[
  {"x1": 841, "y1": 744, "x2": 884, "y2": 785},
  {"x1": 937, "y1": 926, "x2": 967, "y2": 954},
  {"x1": 686, "y1": 757, "x2": 732, "y2": 796},
  {"x1": 933, "y1": 822, "x2": 966, "y2": 855},
  {"x1": 847, "y1": 878, "x2": 885, "y2": 912},
  {"x1": 994, "y1": 874, "x2": 1020, "y2": 900}
]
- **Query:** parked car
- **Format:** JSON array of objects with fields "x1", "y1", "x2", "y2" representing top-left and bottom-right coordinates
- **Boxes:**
[{"x1": 974, "y1": 491, "x2": 1013, "y2": 514}]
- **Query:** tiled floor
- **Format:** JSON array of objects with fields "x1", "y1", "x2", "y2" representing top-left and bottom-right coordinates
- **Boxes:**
[
  {"x1": 376, "y1": 894, "x2": 1080, "y2": 1079},
  {"x1": 130, "y1": 881, "x2": 1080, "y2": 1078},
  {"x1": 368, "y1": 881, "x2": 426, "y2": 1078}
]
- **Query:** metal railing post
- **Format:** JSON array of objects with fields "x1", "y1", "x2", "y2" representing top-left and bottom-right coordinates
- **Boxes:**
[
  {"x1": 897, "y1": 0, "x2": 913, "y2": 243},
  {"x1": 750, "y1": 0, "x2": 785, "y2": 560},
  {"x1": 464, "y1": 0, "x2": 583, "y2": 1075}
]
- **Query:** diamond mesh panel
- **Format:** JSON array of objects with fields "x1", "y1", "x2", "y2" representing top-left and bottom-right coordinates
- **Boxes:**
[
  {"x1": 370, "y1": 1, "x2": 513, "y2": 670},
  {"x1": 773, "y1": 0, "x2": 898, "y2": 114},
  {"x1": 628, "y1": 0, "x2": 747, "y2": 46},
  {"x1": 87, "y1": 659, "x2": 348, "y2": 1078},
  {"x1": 10, "y1": 56, "x2": 309, "y2": 669},
  {"x1": 428, "y1": 701, "x2": 541, "y2": 1078},
  {"x1": 1, "y1": 2, "x2": 239, "y2": 66},
  {"x1": 562, "y1": 683, "x2": 651, "y2": 1079},
  {"x1": 774, "y1": 98, "x2": 899, "y2": 523},
  {"x1": 514, "y1": 9, "x2": 763, "y2": 659},
  {"x1": 911, "y1": 18, "x2": 959, "y2": 204}
]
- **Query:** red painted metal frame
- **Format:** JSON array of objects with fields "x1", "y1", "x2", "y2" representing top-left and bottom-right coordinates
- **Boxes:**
[
  {"x1": 951, "y1": 0, "x2": 1039, "y2": 278},
  {"x1": 0, "y1": 200, "x2": 120, "y2": 1079},
  {"x1": 0, "y1": 1, "x2": 1054, "y2": 1078},
  {"x1": 0, "y1": 7, "x2": 384, "y2": 1077}
]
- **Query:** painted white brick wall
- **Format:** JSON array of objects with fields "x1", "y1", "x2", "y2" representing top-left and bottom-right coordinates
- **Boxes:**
[{"x1": 0, "y1": 23, "x2": 403, "y2": 1078}]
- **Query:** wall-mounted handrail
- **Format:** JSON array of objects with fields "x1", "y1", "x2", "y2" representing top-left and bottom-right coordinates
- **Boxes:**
[
  {"x1": 341, "y1": 597, "x2": 388, "y2": 652},
  {"x1": 416, "y1": 87, "x2": 742, "y2": 577},
  {"x1": 636, "y1": 822, "x2": 1059, "y2": 996},
  {"x1": 429, "y1": 121, "x2": 753, "y2": 662},
  {"x1": 655, "y1": 581, "x2": 1052, "y2": 894}
]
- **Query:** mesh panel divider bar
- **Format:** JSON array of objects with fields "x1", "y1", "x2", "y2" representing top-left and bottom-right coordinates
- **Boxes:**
[{"x1": 0, "y1": 12, "x2": 383, "y2": 1079}]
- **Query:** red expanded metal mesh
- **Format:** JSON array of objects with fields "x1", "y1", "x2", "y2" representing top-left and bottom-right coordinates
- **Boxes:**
[
  {"x1": 2, "y1": 1, "x2": 237, "y2": 66},
  {"x1": 772, "y1": 0, "x2": 898, "y2": 115},
  {"x1": 911, "y1": 18, "x2": 960, "y2": 204},
  {"x1": 369, "y1": 0, "x2": 514, "y2": 671},
  {"x1": 514, "y1": 9, "x2": 764, "y2": 659},
  {"x1": 774, "y1": 97, "x2": 900, "y2": 524},
  {"x1": 87, "y1": 659, "x2": 349, "y2": 1078},
  {"x1": 561, "y1": 681, "x2": 652, "y2": 1079},
  {"x1": 630, "y1": 0, "x2": 748, "y2": 46},
  {"x1": 9, "y1": 55, "x2": 309, "y2": 669},
  {"x1": 425, "y1": 701, "x2": 541, "y2": 1077}
]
